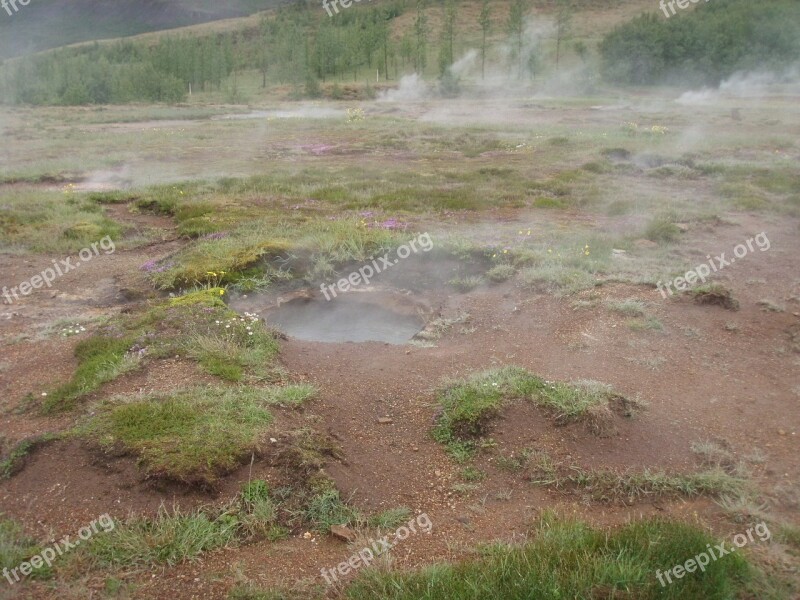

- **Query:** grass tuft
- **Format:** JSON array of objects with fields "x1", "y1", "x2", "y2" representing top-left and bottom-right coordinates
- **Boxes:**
[{"x1": 81, "y1": 386, "x2": 277, "y2": 486}]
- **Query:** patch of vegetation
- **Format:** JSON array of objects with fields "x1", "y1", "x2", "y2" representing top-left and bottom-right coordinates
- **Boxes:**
[
  {"x1": 496, "y1": 449, "x2": 533, "y2": 473},
  {"x1": 0, "y1": 434, "x2": 58, "y2": 479},
  {"x1": 567, "y1": 467, "x2": 747, "y2": 502},
  {"x1": 185, "y1": 313, "x2": 279, "y2": 383},
  {"x1": 81, "y1": 386, "x2": 277, "y2": 486},
  {"x1": 607, "y1": 298, "x2": 646, "y2": 317},
  {"x1": 627, "y1": 316, "x2": 664, "y2": 332},
  {"x1": 758, "y1": 300, "x2": 785, "y2": 313},
  {"x1": 43, "y1": 335, "x2": 141, "y2": 413},
  {"x1": 0, "y1": 517, "x2": 52, "y2": 581},
  {"x1": 414, "y1": 312, "x2": 471, "y2": 342},
  {"x1": 600, "y1": 1, "x2": 800, "y2": 85},
  {"x1": 519, "y1": 263, "x2": 599, "y2": 295},
  {"x1": 303, "y1": 489, "x2": 362, "y2": 533},
  {"x1": 44, "y1": 290, "x2": 284, "y2": 411},
  {"x1": 344, "y1": 512, "x2": 761, "y2": 600},
  {"x1": 448, "y1": 276, "x2": 485, "y2": 292},
  {"x1": 692, "y1": 284, "x2": 740, "y2": 311},
  {"x1": 433, "y1": 367, "x2": 639, "y2": 460},
  {"x1": 486, "y1": 264, "x2": 516, "y2": 283},
  {"x1": 80, "y1": 507, "x2": 237, "y2": 570},
  {"x1": 0, "y1": 188, "x2": 123, "y2": 253},
  {"x1": 367, "y1": 508, "x2": 412, "y2": 530},
  {"x1": 644, "y1": 215, "x2": 681, "y2": 244}
]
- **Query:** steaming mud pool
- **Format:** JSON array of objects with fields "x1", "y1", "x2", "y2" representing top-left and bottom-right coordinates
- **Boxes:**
[{"x1": 230, "y1": 289, "x2": 429, "y2": 344}]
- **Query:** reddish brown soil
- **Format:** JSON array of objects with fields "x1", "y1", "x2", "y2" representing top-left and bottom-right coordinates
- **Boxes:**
[{"x1": 1, "y1": 205, "x2": 798, "y2": 599}]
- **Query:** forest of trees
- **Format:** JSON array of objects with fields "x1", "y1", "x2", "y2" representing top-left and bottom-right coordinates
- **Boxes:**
[{"x1": 600, "y1": 0, "x2": 800, "y2": 85}]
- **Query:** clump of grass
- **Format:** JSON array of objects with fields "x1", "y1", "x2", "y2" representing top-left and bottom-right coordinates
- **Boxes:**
[
  {"x1": 80, "y1": 507, "x2": 237, "y2": 570},
  {"x1": 185, "y1": 315, "x2": 279, "y2": 382},
  {"x1": 520, "y1": 263, "x2": 598, "y2": 295},
  {"x1": 344, "y1": 512, "x2": 758, "y2": 600},
  {"x1": 0, "y1": 517, "x2": 52, "y2": 581},
  {"x1": 460, "y1": 466, "x2": 485, "y2": 482},
  {"x1": 303, "y1": 489, "x2": 362, "y2": 533},
  {"x1": 496, "y1": 449, "x2": 532, "y2": 473},
  {"x1": 627, "y1": 316, "x2": 664, "y2": 331},
  {"x1": 237, "y1": 480, "x2": 284, "y2": 540},
  {"x1": 607, "y1": 298, "x2": 646, "y2": 317},
  {"x1": 448, "y1": 276, "x2": 484, "y2": 292},
  {"x1": 644, "y1": 215, "x2": 681, "y2": 244},
  {"x1": 486, "y1": 264, "x2": 516, "y2": 283},
  {"x1": 367, "y1": 508, "x2": 412, "y2": 530},
  {"x1": 691, "y1": 440, "x2": 738, "y2": 472},
  {"x1": 568, "y1": 467, "x2": 747, "y2": 502},
  {"x1": 0, "y1": 187, "x2": 122, "y2": 254},
  {"x1": 43, "y1": 335, "x2": 142, "y2": 413},
  {"x1": 0, "y1": 434, "x2": 57, "y2": 479},
  {"x1": 433, "y1": 368, "x2": 637, "y2": 460},
  {"x1": 262, "y1": 384, "x2": 316, "y2": 407},
  {"x1": 81, "y1": 386, "x2": 277, "y2": 486},
  {"x1": 415, "y1": 312, "x2": 470, "y2": 341},
  {"x1": 692, "y1": 284, "x2": 740, "y2": 311},
  {"x1": 757, "y1": 300, "x2": 785, "y2": 313},
  {"x1": 775, "y1": 523, "x2": 800, "y2": 550}
]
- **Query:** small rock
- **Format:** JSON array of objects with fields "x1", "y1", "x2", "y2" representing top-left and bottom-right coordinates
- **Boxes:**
[
  {"x1": 434, "y1": 470, "x2": 443, "y2": 477},
  {"x1": 778, "y1": 429, "x2": 787, "y2": 436},
  {"x1": 270, "y1": 437, "x2": 278, "y2": 443},
  {"x1": 330, "y1": 525, "x2": 357, "y2": 543},
  {"x1": 303, "y1": 531, "x2": 312, "y2": 540},
  {"x1": 377, "y1": 417, "x2": 393, "y2": 424}
]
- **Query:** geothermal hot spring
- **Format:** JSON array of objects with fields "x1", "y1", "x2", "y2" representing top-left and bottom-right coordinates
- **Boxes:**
[{"x1": 229, "y1": 288, "x2": 430, "y2": 344}]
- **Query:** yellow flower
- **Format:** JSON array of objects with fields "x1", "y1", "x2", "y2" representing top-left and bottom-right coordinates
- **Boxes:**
[{"x1": 219, "y1": 289, "x2": 225, "y2": 295}]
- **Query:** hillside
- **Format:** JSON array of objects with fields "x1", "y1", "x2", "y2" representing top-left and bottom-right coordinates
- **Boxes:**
[{"x1": 0, "y1": 0, "x2": 291, "y2": 59}]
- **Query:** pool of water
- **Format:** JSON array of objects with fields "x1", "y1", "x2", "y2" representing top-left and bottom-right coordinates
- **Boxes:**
[{"x1": 230, "y1": 291, "x2": 427, "y2": 344}]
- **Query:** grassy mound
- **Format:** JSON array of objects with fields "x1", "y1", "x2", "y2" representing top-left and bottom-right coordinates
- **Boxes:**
[{"x1": 81, "y1": 385, "x2": 312, "y2": 486}]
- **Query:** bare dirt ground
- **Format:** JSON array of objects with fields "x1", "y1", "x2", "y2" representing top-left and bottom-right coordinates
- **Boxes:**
[{"x1": 1, "y1": 197, "x2": 798, "y2": 598}]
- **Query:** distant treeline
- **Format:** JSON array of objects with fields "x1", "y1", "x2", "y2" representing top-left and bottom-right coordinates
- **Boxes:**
[
  {"x1": 600, "y1": 0, "x2": 800, "y2": 85},
  {"x1": 1, "y1": 0, "x2": 798, "y2": 105}
]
